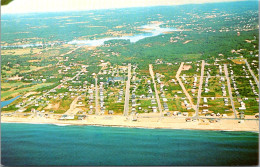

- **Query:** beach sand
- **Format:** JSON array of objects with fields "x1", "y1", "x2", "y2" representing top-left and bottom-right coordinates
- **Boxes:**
[{"x1": 1, "y1": 114, "x2": 259, "y2": 132}]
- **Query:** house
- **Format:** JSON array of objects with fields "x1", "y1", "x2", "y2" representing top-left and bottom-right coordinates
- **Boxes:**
[
  {"x1": 185, "y1": 118, "x2": 191, "y2": 122},
  {"x1": 151, "y1": 99, "x2": 156, "y2": 104},
  {"x1": 239, "y1": 112, "x2": 245, "y2": 119},
  {"x1": 182, "y1": 112, "x2": 188, "y2": 116},
  {"x1": 60, "y1": 115, "x2": 74, "y2": 120},
  {"x1": 202, "y1": 109, "x2": 208, "y2": 114},
  {"x1": 108, "y1": 110, "x2": 114, "y2": 115},
  {"x1": 165, "y1": 112, "x2": 171, "y2": 116},
  {"x1": 203, "y1": 97, "x2": 207, "y2": 103},
  {"x1": 173, "y1": 111, "x2": 178, "y2": 116},
  {"x1": 177, "y1": 112, "x2": 182, "y2": 116},
  {"x1": 152, "y1": 106, "x2": 157, "y2": 113}
]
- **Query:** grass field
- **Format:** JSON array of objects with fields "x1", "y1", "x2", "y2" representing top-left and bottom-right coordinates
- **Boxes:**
[{"x1": 1, "y1": 83, "x2": 54, "y2": 100}]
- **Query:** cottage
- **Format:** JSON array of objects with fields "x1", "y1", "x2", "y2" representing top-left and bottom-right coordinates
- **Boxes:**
[
  {"x1": 185, "y1": 118, "x2": 191, "y2": 122},
  {"x1": 152, "y1": 106, "x2": 157, "y2": 113},
  {"x1": 182, "y1": 112, "x2": 188, "y2": 116},
  {"x1": 108, "y1": 110, "x2": 114, "y2": 115}
]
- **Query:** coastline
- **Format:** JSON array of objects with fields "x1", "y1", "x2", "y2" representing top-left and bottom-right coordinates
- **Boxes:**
[{"x1": 1, "y1": 115, "x2": 259, "y2": 132}]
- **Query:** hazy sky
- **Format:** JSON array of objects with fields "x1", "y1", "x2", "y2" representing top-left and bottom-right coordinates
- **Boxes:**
[{"x1": 2, "y1": 0, "x2": 244, "y2": 14}]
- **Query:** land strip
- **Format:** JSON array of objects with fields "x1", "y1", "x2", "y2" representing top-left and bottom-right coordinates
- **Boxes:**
[
  {"x1": 245, "y1": 59, "x2": 259, "y2": 88},
  {"x1": 224, "y1": 64, "x2": 237, "y2": 118},
  {"x1": 195, "y1": 60, "x2": 205, "y2": 118},
  {"x1": 123, "y1": 63, "x2": 131, "y2": 116},
  {"x1": 176, "y1": 62, "x2": 196, "y2": 110},
  {"x1": 149, "y1": 64, "x2": 163, "y2": 117}
]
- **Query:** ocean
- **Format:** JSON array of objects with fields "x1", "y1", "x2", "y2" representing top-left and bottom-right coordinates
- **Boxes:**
[{"x1": 1, "y1": 123, "x2": 259, "y2": 166}]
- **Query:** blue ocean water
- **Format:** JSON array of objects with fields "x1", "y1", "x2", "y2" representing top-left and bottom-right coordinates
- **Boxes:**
[{"x1": 1, "y1": 123, "x2": 259, "y2": 166}]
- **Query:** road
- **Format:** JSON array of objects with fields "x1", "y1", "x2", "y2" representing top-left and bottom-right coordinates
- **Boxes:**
[
  {"x1": 95, "y1": 77, "x2": 99, "y2": 115},
  {"x1": 244, "y1": 59, "x2": 259, "y2": 88},
  {"x1": 195, "y1": 60, "x2": 205, "y2": 118},
  {"x1": 149, "y1": 64, "x2": 163, "y2": 117},
  {"x1": 123, "y1": 63, "x2": 131, "y2": 116},
  {"x1": 224, "y1": 64, "x2": 237, "y2": 118},
  {"x1": 64, "y1": 96, "x2": 81, "y2": 115},
  {"x1": 176, "y1": 62, "x2": 196, "y2": 110},
  {"x1": 56, "y1": 46, "x2": 82, "y2": 65}
]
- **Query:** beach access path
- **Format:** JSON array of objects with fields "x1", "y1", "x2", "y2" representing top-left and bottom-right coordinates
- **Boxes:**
[
  {"x1": 195, "y1": 60, "x2": 205, "y2": 118},
  {"x1": 123, "y1": 63, "x2": 131, "y2": 116},
  {"x1": 176, "y1": 62, "x2": 196, "y2": 110},
  {"x1": 95, "y1": 77, "x2": 99, "y2": 115},
  {"x1": 224, "y1": 64, "x2": 237, "y2": 118},
  {"x1": 149, "y1": 64, "x2": 163, "y2": 117},
  {"x1": 64, "y1": 96, "x2": 81, "y2": 115}
]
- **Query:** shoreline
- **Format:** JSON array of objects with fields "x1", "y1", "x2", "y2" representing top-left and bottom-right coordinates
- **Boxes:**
[
  {"x1": 2, "y1": 121, "x2": 259, "y2": 133},
  {"x1": 1, "y1": 116, "x2": 259, "y2": 132}
]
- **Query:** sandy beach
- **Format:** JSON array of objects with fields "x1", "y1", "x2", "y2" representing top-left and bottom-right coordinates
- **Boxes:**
[{"x1": 1, "y1": 114, "x2": 259, "y2": 132}]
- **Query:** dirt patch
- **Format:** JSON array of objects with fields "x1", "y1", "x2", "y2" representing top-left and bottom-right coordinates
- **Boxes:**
[
  {"x1": 183, "y1": 40, "x2": 192, "y2": 44},
  {"x1": 150, "y1": 21, "x2": 163, "y2": 25},
  {"x1": 182, "y1": 65, "x2": 192, "y2": 70},
  {"x1": 28, "y1": 60, "x2": 41, "y2": 63},
  {"x1": 45, "y1": 102, "x2": 60, "y2": 110},
  {"x1": 231, "y1": 59, "x2": 245, "y2": 64}
]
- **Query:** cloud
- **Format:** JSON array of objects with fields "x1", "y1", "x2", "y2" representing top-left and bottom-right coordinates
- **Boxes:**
[{"x1": 2, "y1": 0, "x2": 245, "y2": 14}]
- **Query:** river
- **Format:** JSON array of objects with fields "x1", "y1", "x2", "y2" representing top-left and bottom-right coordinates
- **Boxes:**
[
  {"x1": 1, "y1": 24, "x2": 179, "y2": 48},
  {"x1": 1, "y1": 95, "x2": 21, "y2": 108}
]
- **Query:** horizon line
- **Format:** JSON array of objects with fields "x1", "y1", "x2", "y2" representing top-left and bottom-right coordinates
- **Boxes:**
[{"x1": 1, "y1": 0, "x2": 255, "y2": 15}]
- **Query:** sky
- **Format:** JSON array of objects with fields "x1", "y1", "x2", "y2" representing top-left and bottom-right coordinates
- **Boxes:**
[{"x1": 2, "y1": 0, "x2": 245, "y2": 14}]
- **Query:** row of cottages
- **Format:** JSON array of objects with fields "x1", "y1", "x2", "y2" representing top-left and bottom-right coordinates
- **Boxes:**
[
  {"x1": 249, "y1": 80, "x2": 258, "y2": 96},
  {"x1": 251, "y1": 60, "x2": 259, "y2": 73},
  {"x1": 170, "y1": 78, "x2": 178, "y2": 85},
  {"x1": 204, "y1": 68, "x2": 211, "y2": 93},
  {"x1": 173, "y1": 111, "x2": 188, "y2": 117},
  {"x1": 183, "y1": 100, "x2": 191, "y2": 110},
  {"x1": 59, "y1": 114, "x2": 75, "y2": 120},
  {"x1": 181, "y1": 75, "x2": 189, "y2": 84},
  {"x1": 193, "y1": 76, "x2": 197, "y2": 89},
  {"x1": 221, "y1": 84, "x2": 227, "y2": 96},
  {"x1": 118, "y1": 88, "x2": 124, "y2": 102},
  {"x1": 88, "y1": 86, "x2": 95, "y2": 114},
  {"x1": 156, "y1": 73, "x2": 169, "y2": 112},
  {"x1": 191, "y1": 75, "x2": 197, "y2": 96},
  {"x1": 202, "y1": 97, "x2": 208, "y2": 114},
  {"x1": 219, "y1": 65, "x2": 223, "y2": 75},
  {"x1": 230, "y1": 65, "x2": 248, "y2": 114},
  {"x1": 238, "y1": 100, "x2": 246, "y2": 110},
  {"x1": 242, "y1": 66, "x2": 249, "y2": 76},
  {"x1": 99, "y1": 82, "x2": 105, "y2": 115},
  {"x1": 196, "y1": 63, "x2": 200, "y2": 72},
  {"x1": 224, "y1": 98, "x2": 229, "y2": 106}
]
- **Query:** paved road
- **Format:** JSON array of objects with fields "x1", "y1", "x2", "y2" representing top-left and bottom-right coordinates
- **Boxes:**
[
  {"x1": 176, "y1": 62, "x2": 196, "y2": 110},
  {"x1": 245, "y1": 59, "x2": 259, "y2": 88},
  {"x1": 195, "y1": 60, "x2": 205, "y2": 117},
  {"x1": 123, "y1": 63, "x2": 131, "y2": 116},
  {"x1": 149, "y1": 64, "x2": 163, "y2": 117},
  {"x1": 95, "y1": 77, "x2": 99, "y2": 115},
  {"x1": 224, "y1": 64, "x2": 237, "y2": 118}
]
